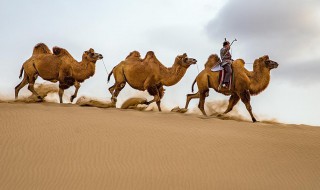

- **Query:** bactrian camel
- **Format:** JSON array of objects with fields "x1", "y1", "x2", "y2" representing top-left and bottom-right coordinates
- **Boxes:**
[
  {"x1": 15, "y1": 43, "x2": 103, "y2": 103},
  {"x1": 108, "y1": 51, "x2": 197, "y2": 111},
  {"x1": 185, "y1": 54, "x2": 278, "y2": 122}
]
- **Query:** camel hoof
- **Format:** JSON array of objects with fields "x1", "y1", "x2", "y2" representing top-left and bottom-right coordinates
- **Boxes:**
[
  {"x1": 36, "y1": 96, "x2": 43, "y2": 102},
  {"x1": 201, "y1": 112, "x2": 208, "y2": 117},
  {"x1": 111, "y1": 97, "x2": 117, "y2": 103},
  {"x1": 70, "y1": 96, "x2": 75, "y2": 102}
]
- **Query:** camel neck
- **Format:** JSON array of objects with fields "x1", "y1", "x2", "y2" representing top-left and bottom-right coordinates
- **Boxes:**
[
  {"x1": 161, "y1": 62, "x2": 188, "y2": 86},
  {"x1": 71, "y1": 59, "x2": 96, "y2": 81},
  {"x1": 249, "y1": 61, "x2": 271, "y2": 95}
]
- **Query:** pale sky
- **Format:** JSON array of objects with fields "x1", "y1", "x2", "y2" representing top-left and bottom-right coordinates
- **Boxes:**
[{"x1": 0, "y1": 0, "x2": 319, "y2": 126}]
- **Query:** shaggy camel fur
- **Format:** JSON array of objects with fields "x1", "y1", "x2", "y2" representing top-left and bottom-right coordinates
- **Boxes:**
[
  {"x1": 108, "y1": 51, "x2": 197, "y2": 111},
  {"x1": 15, "y1": 43, "x2": 103, "y2": 103},
  {"x1": 185, "y1": 54, "x2": 278, "y2": 122}
]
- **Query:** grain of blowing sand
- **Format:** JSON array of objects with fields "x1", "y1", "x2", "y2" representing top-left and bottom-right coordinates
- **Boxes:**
[{"x1": 0, "y1": 98, "x2": 320, "y2": 189}]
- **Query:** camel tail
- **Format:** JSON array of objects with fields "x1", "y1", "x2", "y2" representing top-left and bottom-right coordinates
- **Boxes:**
[
  {"x1": 19, "y1": 66, "x2": 24, "y2": 79},
  {"x1": 191, "y1": 79, "x2": 197, "y2": 93},
  {"x1": 107, "y1": 68, "x2": 114, "y2": 83},
  {"x1": 33, "y1": 43, "x2": 52, "y2": 55}
]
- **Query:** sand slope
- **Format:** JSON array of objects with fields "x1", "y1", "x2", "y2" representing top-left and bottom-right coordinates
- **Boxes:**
[{"x1": 0, "y1": 102, "x2": 319, "y2": 190}]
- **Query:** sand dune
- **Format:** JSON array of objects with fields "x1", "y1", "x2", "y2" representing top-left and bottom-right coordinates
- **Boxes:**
[{"x1": 0, "y1": 102, "x2": 319, "y2": 190}]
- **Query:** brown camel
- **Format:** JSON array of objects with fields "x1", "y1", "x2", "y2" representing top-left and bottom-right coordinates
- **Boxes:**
[
  {"x1": 15, "y1": 43, "x2": 103, "y2": 103},
  {"x1": 107, "y1": 51, "x2": 197, "y2": 111},
  {"x1": 185, "y1": 54, "x2": 278, "y2": 122}
]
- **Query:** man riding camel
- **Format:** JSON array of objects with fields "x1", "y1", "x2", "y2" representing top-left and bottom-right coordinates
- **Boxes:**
[{"x1": 220, "y1": 40, "x2": 233, "y2": 88}]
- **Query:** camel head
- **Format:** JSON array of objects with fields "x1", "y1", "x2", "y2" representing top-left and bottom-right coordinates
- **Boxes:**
[
  {"x1": 82, "y1": 48, "x2": 103, "y2": 63},
  {"x1": 175, "y1": 53, "x2": 197, "y2": 68},
  {"x1": 258, "y1": 55, "x2": 278, "y2": 70},
  {"x1": 204, "y1": 54, "x2": 220, "y2": 68}
]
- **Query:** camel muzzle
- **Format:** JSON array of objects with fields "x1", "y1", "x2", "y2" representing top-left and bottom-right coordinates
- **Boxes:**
[
  {"x1": 98, "y1": 54, "x2": 103, "y2": 59},
  {"x1": 191, "y1": 59, "x2": 197, "y2": 64},
  {"x1": 271, "y1": 61, "x2": 279, "y2": 69}
]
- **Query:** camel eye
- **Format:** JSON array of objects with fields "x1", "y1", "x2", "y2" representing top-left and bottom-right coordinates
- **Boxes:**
[
  {"x1": 184, "y1": 58, "x2": 188, "y2": 62},
  {"x1": 90, "y1": 53, "x2": 94, "y2": 56},
  {"x1": 265, "y1": 60, "x2": 270, "y2": 65}
]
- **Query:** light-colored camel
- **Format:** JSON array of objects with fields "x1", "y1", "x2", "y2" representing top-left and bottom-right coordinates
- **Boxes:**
[
  {"x1": 15, "y1": 43, "x2": 103, "y2": 103},
  {"x1": 107, "y1": 51, "x2": 197, "y2": 111},
  {"x1": 185, "y1": 54, "x2": 278, "y2": 122}
]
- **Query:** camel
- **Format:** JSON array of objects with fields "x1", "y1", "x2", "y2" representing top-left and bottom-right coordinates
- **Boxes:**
[
  {"x1": 15, "y1": 43, "x2": 103, "y2": 103},
  {"x1": 107, "y1": 51, "x2": 197, "y2": 111},
  {"x1": 185, "y1": 54, "x2": 278, "y2": 122}
]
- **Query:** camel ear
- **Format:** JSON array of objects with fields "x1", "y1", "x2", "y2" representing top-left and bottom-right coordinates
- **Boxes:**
[
  {"x1": 88, "y1": 48, "x2": 94, "y2": 53},
  {"x1": 178, "y1": 53, "x2": 187, "y2": 60},
  {"x1": 264, "y1": 55, "x2": 269, "y2": 60}
]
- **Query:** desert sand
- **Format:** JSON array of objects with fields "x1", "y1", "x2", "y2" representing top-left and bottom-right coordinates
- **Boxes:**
[{"x1": 1, "y1": 101, "x2": 320, "y2": 190}]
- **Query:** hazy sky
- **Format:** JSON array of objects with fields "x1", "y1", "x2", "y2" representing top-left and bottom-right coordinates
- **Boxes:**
[{"x1": 1, "y1": 0, "x2": 319, "y2": 126}]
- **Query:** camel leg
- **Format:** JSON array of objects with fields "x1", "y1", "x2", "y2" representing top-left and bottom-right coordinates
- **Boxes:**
[
  {"x1": 27, "y1": 76, "x2": 42, "y2": 100},
  {"x1": 15, "y1": 75, "x2": 29, "y2": 99},
  {"x1": 223, "y1": 94, "x2": 240, "y2": 114},
  {"x1": 156, "y1": 100, "x2": 161, "y2": 111},
  {"x1": 145, "y1": 94, "x2": 161, "y2": 111},
  {"x1": 198, "y1": 90, "x2": 208, "y2": 116},
  {"x1": 112, "y1": 82, "x2": 126, "y2": 103},
  {"x1": 239, "y1": 90, "x2": 257, "y2": 122},
  {"x1": 108, "y1": 84, "x2": 115, "y2": 95},
  {"x1": 70, "y1": 81, "x2": 80, "y2": 102},
  {"x1": 185, "y1": 92, "x2": 200, "y2": 109},
  {"x1": 58, "y1": 87, "x2": 64, "y2": 104}
]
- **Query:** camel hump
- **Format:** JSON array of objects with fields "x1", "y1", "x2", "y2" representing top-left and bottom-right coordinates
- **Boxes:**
[
  {"x1": 52, "y1": 46, "x2": 63, "y2": 55},
  {"x1": 33, "y1": 43, "x2": 52, "y2": 55},
  {"x1": 232, "y1": 59, "x2": 246, "y2": 68},
  {"x1": 52, "y1": 46, "x2": 74, "y2": 59},
  {"x1": 142, "y1": 51, "x2": 157, "y2": 62},
  {"x1": 146, "y1": 51, "x2": 155, "y2": 56},
  {"x1": 125, "y1": 51, "x2": 141, "y2": 60}
]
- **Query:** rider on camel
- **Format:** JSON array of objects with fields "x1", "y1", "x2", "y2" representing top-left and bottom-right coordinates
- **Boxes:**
[{"x1": 220, "y1": 40, "x2": 233, "y2": 88}]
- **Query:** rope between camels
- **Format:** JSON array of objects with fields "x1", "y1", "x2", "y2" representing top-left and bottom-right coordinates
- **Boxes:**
[
  {"x1": 196, "y1": 63, "x2": 199, "y2": 74},
  {"x1": 102, "y1": 59, "x2": 109, "y2": 76}
]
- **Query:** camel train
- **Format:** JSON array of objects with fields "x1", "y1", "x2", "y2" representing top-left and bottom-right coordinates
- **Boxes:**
[{"x1": 15, "y1": 43, "x2": 278, "y2": 122}]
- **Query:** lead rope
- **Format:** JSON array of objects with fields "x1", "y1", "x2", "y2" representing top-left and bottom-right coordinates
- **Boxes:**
[
  {"x1": 196, "y1": 63, "x2": 200, "y2": 74},
  {"x1": 102, "y1": 59, "x2": 109, "y2": 76}
]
